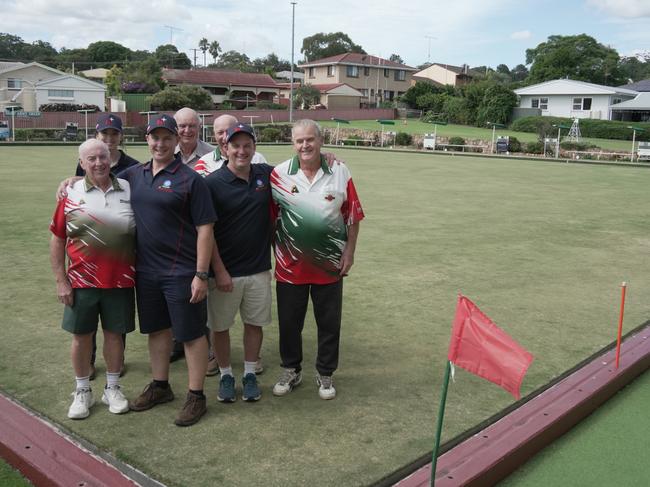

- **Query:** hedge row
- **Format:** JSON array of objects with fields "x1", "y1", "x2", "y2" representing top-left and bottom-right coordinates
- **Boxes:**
[{"x1": 510, "y1": 116, "x2": 650, "y2": 142}]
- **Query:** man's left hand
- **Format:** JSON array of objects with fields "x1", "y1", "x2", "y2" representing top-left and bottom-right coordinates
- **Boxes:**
[
  {"x1": 338, "y1": 248, "x2": 355, "y2": 276},
  {"x1": 323, "y1": 152, "x2": 345, "y2": 168},
  {"x1": 190, "y1": 276, "x2": 208, "y2": 303}
]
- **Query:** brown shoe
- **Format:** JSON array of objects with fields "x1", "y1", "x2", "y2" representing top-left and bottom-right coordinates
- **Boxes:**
[
  {"x1": 174, "y1": 392, "x2": 206, "y2": 427},
  {"x1": 205, "y1": 357, "x2": 220, "y2": 377},
  {"x1": 129, "y1": 382, "x2": 174, "y2": 412}
]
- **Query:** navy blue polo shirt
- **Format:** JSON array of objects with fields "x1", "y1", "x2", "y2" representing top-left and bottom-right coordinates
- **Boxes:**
[
  {"x1": 76, "y1": 150, "x2": 140, "y2": 176},
  {"x1": 118, "y1": 156, "x2": 216, "y2": 277},
  {"x1": 204, "y1": 162, "x2": 273, "y2": 277}
]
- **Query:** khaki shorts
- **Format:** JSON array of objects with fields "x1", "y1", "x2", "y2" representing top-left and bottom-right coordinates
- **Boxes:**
[{"x1": 207, "y1": 270, "x2": 272, "y2": 332}]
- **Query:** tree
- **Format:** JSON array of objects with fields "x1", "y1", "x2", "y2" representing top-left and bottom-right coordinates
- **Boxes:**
[
  {"x1": 87, "y1": 41, "x2": 132, "y2": 65},
  {"x1": 150, "y1": 85, "x2": 213, "y2": 110},
  {"x1": 216, "y1": 50, "x2": 253, "y2": 71},
  {"x1": 301, "y1": 32, "x2": 365, "y2": 61},
  {"x1": 105, "y1": 65, "x2": 124, "y2": 97},
  {"x1": 475, "y1": 84, "x2": 518, "y2": 126},
  {"x1": 618, "y1": 54, "x2": 650, "y2": 83},
  {"x1": 155, "y1": 44, "x2": 192, "y2": 69},
  {"x1": 510, "y1": 64, "x2": 529, "y2": 82},
  {"x1": 389, "y1": 53, "x2": 404, "y2": 64},
  {"x1": 400, "y1": 81, "x2": 441, "y2": 108},
  {"x1": 526, "y1": 34, "x2": 624, "y2": 85},
  {"x1": 208, "y1": 40, "x2": 221, "y2": 64},
  {"x1": 496, "y1": 64, "x2": 510, "y2": 75},
  {"x1": 0, "y1": 33, "x2": 25, "y2": 59},
  {"x1": 198, "y1": 38, "x2": 208, "y2": 66},
  {"x1": 293, "y1": 84, "x2": 321, "y2": 109}
]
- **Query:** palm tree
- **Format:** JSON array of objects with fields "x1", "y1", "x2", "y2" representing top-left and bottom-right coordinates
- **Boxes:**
[
  {"x1": 198, "y1": 38, "x2": 208, "y2": 67},
  {"x1": 209, "y1": 41, "x2": 221, "y2": 64}
]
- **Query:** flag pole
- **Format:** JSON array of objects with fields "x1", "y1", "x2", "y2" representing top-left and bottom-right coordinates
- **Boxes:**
[
  {"x1": 431, "y1": 360, "x2": 452, "y2": 487},
  {"x1": 615, "y1": 282, "x2": 627, "y2": 369}
]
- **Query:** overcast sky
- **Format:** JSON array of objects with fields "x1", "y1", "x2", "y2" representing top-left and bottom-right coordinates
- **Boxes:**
[{"x1": 1, "y1": 0, "x2": 649, "y2": 68}]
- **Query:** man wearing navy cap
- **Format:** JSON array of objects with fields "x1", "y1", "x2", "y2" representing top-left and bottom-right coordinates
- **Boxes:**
[
  {"x1": 119, "y1": 114, "x2": 217, "y2": 426},
  {"x1": 204, "y1": 123, "x2": 274, "y2": 403}
]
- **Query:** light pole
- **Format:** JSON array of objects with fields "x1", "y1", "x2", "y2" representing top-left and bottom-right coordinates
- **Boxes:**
[
  {"x1": 289, "y1": 1, "x2": 297, "y2": 123},
  {"x1": 487, "y1": 122, "x2": 505, "y2": 153},
  {"x1": 628, "y1": 126, "x2": 644, "y2": 162},
  {"x1": 77, "y1": 108, "x2": 96, "y2": 140},
  {"x1": 6, "y1": 106, "x2": 21, "y2": 142},
  {"x1": 430, "y1": 120, "x2": 447, "y2": 150}
]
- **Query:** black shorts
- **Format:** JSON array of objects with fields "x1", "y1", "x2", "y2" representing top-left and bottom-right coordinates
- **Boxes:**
[{"x1": 136, "y1": 272, "x2": 207, "y2": 343}]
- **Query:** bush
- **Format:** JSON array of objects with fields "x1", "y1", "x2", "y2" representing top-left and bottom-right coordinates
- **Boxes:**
[
  {"x1": 525, "y1": 141, "x2": 544, "y2": 154},
  {"x1": 560, "y1": 141, "x2": 598, "y2": 151},
  {"x1": 448, "y1": 136, "x2": 465, "y2": 146},
  {"x1": 255, "y1": 101, "x2": 288, "y2": 110},
  {"x1": 259, "y1": 127, "x2": 282, "y2": 142},
  {"x1": 510, "y1": 116, "x2": 650, "y2": 142},
  {"x1": 394, "y1": 132, "x2": 412, "y2": 146},
  {"x1": 150, "y1": 85, "x2": 213, "y2": 111},
  {"x1": 508, "y1": 136, "x2": 522, "y2": 153}
]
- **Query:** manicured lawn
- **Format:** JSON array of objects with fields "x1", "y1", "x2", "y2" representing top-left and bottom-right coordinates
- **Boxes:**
[
  {"x1": 1, "y1": 145, "x2": 649, "y2": 486},
  {"x1": 318, "y1": 119, "x2": 634, "y2": 152},
  {"x1": 0, "y1": 458, "x2": 31, "y2": 487}
]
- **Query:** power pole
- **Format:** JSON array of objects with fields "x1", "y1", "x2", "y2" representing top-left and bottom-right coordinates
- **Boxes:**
[
  {"x1": 163, "y1": 25, "x2": 183, "y2": 45},
  {"x1": 424, "y1": 35, "x2": 436, "y2": 63},
  {"x1": 289, "y1": 1, "x2": 297, "y2": 123},
  {"x1": 190, "y1": 49, "x2": 199, "y2": 68}
]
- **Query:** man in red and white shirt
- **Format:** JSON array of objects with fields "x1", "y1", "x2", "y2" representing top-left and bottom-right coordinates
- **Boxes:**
[
  {"x1": 270, "y1": 119, "x2": 364, "y2": 400},
  {"x1": 50, "y1": 139, "x2": 136, "y2": 420}
]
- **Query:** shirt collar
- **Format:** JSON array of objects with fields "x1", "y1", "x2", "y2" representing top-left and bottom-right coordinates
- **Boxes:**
[
  {"x1": 288, "y1": 154, "x2": 331, "y2": 175},
  {"x1": 83, "y1": 173, "x2": 122, "y2": 192},
  {"x1": 144, "y1": 155, "x2": 183, "y2": 174}
]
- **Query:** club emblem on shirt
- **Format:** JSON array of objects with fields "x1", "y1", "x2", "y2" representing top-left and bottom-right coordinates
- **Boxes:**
[
  {"x1": 324, "y1": 194, "x2": 335, "y2": 202},
  {"x1": 291, "y1": 185, "x2": 299, "y2": 194},
  {"x1": 255, "y1": 179, "x2": 267, "y2": 191},
  {"x1": 158, "y1": 179, "x2": 173, "y2": 192}
]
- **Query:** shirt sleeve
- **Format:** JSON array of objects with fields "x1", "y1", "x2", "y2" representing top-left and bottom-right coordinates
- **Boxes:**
[
  {"x1": 341, "y1": 178, "x2": 365, "y2": 225},
  {"x1": 49, "y1": 198, "x2": 67, "y2": 238},
  {"x1": 190, "y1": 174, "x2": 218, "y2": 226}
]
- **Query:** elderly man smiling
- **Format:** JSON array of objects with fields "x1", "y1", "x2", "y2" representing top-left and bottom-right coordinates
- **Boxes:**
[
  {"x1": 174, "y1": 107, "x2": 215, "y2": 169},
  {"x1": 50, "y1": 139, "x2": 135, "y2": 420}
]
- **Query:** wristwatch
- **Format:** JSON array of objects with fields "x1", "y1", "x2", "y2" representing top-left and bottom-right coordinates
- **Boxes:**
[{"x1": 195, "y1": 271, "x2": 209, "y2": 281}]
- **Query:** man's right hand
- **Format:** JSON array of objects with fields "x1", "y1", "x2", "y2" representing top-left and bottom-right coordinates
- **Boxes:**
[
  {"x1": 215, "y1": 268, "x2": 233, "y2": 293},
  {"x1": 57, "y1": 279, "x2": 74, "y2": 307},
  {"x1": 56, "y1": 177, "x2": 82, "y2": 201}
]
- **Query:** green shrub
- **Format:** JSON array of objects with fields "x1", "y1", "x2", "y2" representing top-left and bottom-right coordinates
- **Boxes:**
[
  {"x1": 560, "y1": 141, "x2": 598, "y2": 151},
  {"x1": 508, "y1": 136, "x2": 522, "y2": 153},
  {"x1": 525, "y1": 141, "x2": 544, "y2": 154},
  {"x1": 259, "y1": 127, "x2": 282, "y2": 142},
  {"x1": 394, "y1": 132, "x2": 412, "y2": 146},
  {"x1": 448, "y1": 136, "x2": 465, "y2": 145},
  {"x1": 255, "y1": 101, "x2": 288, "y2": 110},
  {"x1": 510, "y1": 116, "x2": 650, "y2": 142}
]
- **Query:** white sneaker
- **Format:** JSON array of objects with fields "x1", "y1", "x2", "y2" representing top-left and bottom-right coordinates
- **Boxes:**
[
  {"x1": 102, "y1": 385, "x2": 129, "y2": 414},
  {"x1": 317, "y1": 374, "x2": 336, "y2": 400},
  {"x1": 68, "y1": 387, "x2": 94, "y2": 419},
  {"x1": 255, "y1": 358, "x2": 264, "y2": 375},
  {"x1": 272, "y1": 368, "x2": 302, "y2": 396}
]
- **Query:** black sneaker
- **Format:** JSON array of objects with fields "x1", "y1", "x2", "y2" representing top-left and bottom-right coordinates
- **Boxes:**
[
  {"x1": 217, "y1": 374, "x2": 236, "y2": 403},
  {"x1": 242, "y1": 373, "x2": 261, "y2": 402}
]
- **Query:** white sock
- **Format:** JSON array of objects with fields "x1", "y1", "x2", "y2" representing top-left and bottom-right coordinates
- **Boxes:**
[
  {"x1": 75, "y1": 376, "x2": 90, "y2": 390},
  {"x1": 244, "y1": 361, "x2": 257, "y2": 376},
  {"x1": 220, "y1": 366, "x2": 233, "y2": 377},
  {"x1": 106, "y1": 372, "x2": 120, "y2": 388}
]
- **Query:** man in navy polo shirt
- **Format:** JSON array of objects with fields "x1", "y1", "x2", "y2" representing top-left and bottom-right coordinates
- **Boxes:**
[
  {"x1": 119, "y1": 114, "x2": 216, "y2": 427},
  {"x1": 204, "y1": 123, "x2": 273, "y2": 403}
]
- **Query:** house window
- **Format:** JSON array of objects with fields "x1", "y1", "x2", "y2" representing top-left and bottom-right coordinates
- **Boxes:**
[
  {"x1": 370, "y1": 88, "x2": 375, "y2": 97},
  {"x1": 612, "y1": 97, "x2": 622, "y2": 105},
  {"x1": 7, "y1": 78, "x2": 22, "y2": 89},
  {"x1": 361, "y1": 89, "x2": 368, "y2": 97},
  {"x1": 327, "y1": 65, "x2": 334, "y2": 77},
  {"x1": 308, "y1": 67, "x2": 314, "y2": 78},
  {"x1": 384, "y1": 68, "x2": 389, "y2": 78},
  {"x1": 48, "y1": 89, "x2": 74, "y2": 97},
  {"x1": 384, "y1": 90, "x2": 394, "y2": 100},
  {"x1": 573, "y1": 97, "x2": 592, "y2": 110},
  {"x1": 364, "y1": 67, "x2": 370, "y2": 76},
  {"x1": 539, "y1": 97, "x2": 548, "y2": 109},
  {"x1": 346, "y1": 65, "x2": 359, "y2": 78},
  {"x1": 531, "y1": 98, "x2": 539, "y2": 108},
  {"x1": 394, "y1": 70, "x2": 406, "y2": 81}
]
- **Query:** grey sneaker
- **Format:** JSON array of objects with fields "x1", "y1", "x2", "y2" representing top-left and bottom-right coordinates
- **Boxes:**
[
  {"x1": 272, "y1": 368, "x2": 302, "y2": 396},
  {"x1": 218, "y1": 374, "x2": 236, "y2": 403},
  {"x1": 242, "y1": 373, "x2": 261, "y2": 402},
  {"x1": 316, "y1": 374, "x2": 336, "y2": 400}
]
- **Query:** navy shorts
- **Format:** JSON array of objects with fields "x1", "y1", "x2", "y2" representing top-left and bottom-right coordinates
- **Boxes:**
[{"x1": 136, "y1": 272, "x2": 207, "y2": 343}]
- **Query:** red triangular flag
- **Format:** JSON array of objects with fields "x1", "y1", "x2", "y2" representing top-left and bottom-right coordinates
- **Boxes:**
[{"x1": 447, "y1": 295, "x2": 533, "y2": 399}]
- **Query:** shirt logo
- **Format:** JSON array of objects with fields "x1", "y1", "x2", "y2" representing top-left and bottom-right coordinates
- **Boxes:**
[
  {"x1": 291, "y1": 185, "x2": 299, "y2": 194},
  {"x1": 324, "y1": 194, "x2": 335, "y2": 202},
  {"x1": 158, "y1": 180, "x2": 173, "y2": 192},
  {"x1": 255, "y1": 179, "x2": 267, "y2": 191}
]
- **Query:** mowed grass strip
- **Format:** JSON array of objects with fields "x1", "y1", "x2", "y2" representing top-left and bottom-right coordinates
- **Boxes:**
[{"x1": 1, "y1": 146, "x2": 649, "y2": 486}]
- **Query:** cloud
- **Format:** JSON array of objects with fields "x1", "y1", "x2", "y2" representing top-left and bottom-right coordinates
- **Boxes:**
[
  {"x1": 510, "y1": 30, "x2": 532, "y2": 40},
  {"x1": 586, "y1": 0, "x2": 650, "y2": 18}
]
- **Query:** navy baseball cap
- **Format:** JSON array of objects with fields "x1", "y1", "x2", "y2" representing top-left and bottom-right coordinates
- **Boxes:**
[
  {"x1": 226, "y1": 123, "x2": 256, "y2": 143},
  {"x1": 96, "y1": 113, "x2": 123, "y2": 133},
  {"x1": 146, "y1": 115, "x2": 178, "y2": 135}
]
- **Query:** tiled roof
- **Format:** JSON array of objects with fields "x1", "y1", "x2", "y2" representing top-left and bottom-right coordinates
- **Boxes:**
[
  {"x1": 299, "y1": 53, "x2": 416, "y2": 70},
  {"x1": 162, "y1": 69, "x2": 280, "y2": 89},
  {"x1": 619, "y1": 79, "x2": 650, "y2": 92}
]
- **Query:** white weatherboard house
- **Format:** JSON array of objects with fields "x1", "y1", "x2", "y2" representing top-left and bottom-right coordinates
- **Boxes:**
[
  {"x1": 514, "y1": 79, "x2": 638, "y2": 120},
  {"x1": 0, "y1": 62, "x2": 106, "y2": 111}
]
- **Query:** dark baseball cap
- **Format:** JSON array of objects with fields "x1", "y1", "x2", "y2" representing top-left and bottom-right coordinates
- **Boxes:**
[
  {"x1": 226, "y1": 123, "x2": 256, "y2": 143},
  {"x1": 96, "y1": 113, "x2": 123, "y2": 133},
  {"x1": 146, "y1": 114, "x2": 178, "y2": 135}
]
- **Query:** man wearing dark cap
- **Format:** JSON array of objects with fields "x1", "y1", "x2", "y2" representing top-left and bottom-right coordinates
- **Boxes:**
[
  {"x1": 118, "y1": 114, "x2": 217, "y2": 426},
  {"x1": 204, "y1": 123, "x2": 274, "y2": 403}
]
